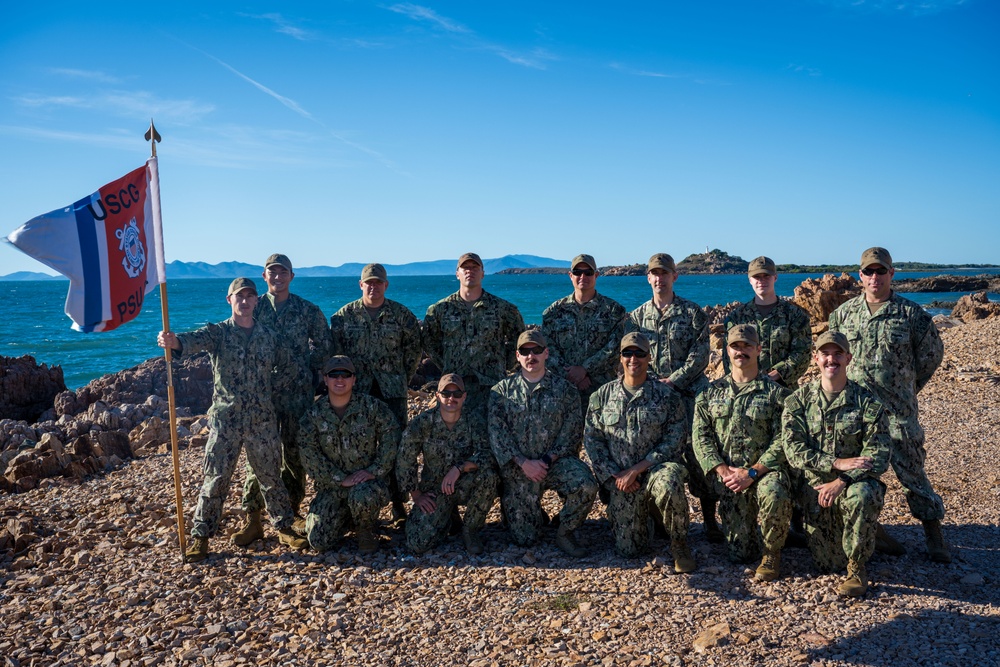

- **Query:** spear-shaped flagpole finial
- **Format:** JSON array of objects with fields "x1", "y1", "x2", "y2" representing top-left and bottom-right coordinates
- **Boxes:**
[{"x1": 145, "y1": 119, "x2": 162, "y2": 158}]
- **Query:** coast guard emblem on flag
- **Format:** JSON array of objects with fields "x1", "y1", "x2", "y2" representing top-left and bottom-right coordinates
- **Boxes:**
[
  {"x1": 4, "y1": 158, "x2": 166, "y2": 332},
  {"x1": 117, "y1": 218, "x2": 147, "y2": 279}
]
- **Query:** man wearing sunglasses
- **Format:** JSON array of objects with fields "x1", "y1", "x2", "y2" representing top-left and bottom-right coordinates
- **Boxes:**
[
  {"x1": 542, "y1": 253, "x2": 627, "y2": 408},
  {"x1": 584, "y1": 333, "x2": 694, "y2": 571},
  {"x1": 489, "y1": 330, "x2": 598, "y2": 557},
  {"x1": 625, "y1": 253, "x2": 719, "y2": 543},
  {"x1": 693, "y1": 325, "x2": 793, "y2": 580},
  {"x1": 157, "y1": 278, "x2": 306, "y2": 562},
  {"x1": 397, "y1": 374, "x2": 498, "y2": 555},
  {"x1": 297, "y1": 356, "x2": 402, "y2": 554},
  {"x1": 331, "y1": 262, "x2": 422, "y2": 523},
  {"x1": 828, "y1": 247, "x2": 949, "y2": 563},
  {"x1": 423, "y1": 252, "x2": 525, "y2": 423},
  {"x1": 234, "y1": 253, "x2": 332, "y2": 548}
]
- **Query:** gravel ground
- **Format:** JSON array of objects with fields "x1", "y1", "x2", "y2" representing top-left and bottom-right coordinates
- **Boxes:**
[{"x1": 2, "y1": 319, "x2": 998, "y2": 667}]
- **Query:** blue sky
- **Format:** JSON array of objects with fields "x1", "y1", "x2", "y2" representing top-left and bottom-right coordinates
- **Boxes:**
[{"x1": 2, "y1": 1, "x2": 997, "y2": 275}]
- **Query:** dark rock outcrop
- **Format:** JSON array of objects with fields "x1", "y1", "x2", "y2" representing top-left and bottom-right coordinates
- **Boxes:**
[
  {"x1": 0, "y1": 356, "x2": 67, "y2": 423},
  {"x1": 894, "y1": 274, "x2": 1000, "y2": 293},
  {"x1": 677, "y1": 250, "x2": 748, "y2": 274}
]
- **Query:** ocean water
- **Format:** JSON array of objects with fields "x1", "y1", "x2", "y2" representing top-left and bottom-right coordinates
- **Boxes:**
[{"x1": 2, "y1": 270, "x2": 997, "y2": 390}]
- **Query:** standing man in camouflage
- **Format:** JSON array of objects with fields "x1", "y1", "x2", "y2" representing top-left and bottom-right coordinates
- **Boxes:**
[
  {"x1": 489, "y1": 330, "x2": 597, "y2": 557},
  {"x1": 542, "y1": 253, "x2": 627, "y2": 408},
  {"x1": 331, "y1": 262, "x2": 422, "y2": 521},
  {"x1": 158, "y1": 278, "x2": 307, "y2": 563},
  {"x1": 723, "y1": 256, "x2": 812, "y2": 388},
  {"x1": 693, "y1": 325, "x2": 793, "y2": 581},
  {"x1": 584, "y1": 333, "x2": 695, "y2": 572},
  {"x1": 625, "y1": 253, "x2": 719, "y2": 542},
  {"x1": 423, "y1": 253, "x2": 525, "y2": 422},
  {"x1": 233, "y1": 253, "x2": 332, "y2": 546},
  {"x1": 397, "y1": 374, "x2": 498, "y2": 555},
  {"x1": 829, "y1": 247, "x2": 949, "y2": 562},
  {"x1": 783, "y1": 331, "x2": 890, "y2": 597},
  {"x1": 297, "y1": 356, "x2": 401, "y2": 553}
]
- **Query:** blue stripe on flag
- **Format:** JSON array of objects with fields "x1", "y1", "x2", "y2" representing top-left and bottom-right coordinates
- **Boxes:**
[{"x1": 74, "y1": 196, "x2": 102, "y2": 332}]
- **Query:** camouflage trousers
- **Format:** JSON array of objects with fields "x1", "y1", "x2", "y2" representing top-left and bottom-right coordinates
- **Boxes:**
[
  {"x1": 713, "y1": 470, "x2": 793, "y2": 563},
  {"x1": 405, "y1": 466, "x2": 499, "y2": 554},
  {"x1": 889, "y1": 415, "x2": 945, "y2": 521},
  {"x1": 499, "y1": 457, "x2": 598, "y2": 547},
  {"x1": 306, "y1": 479, "x2": 390, "y2": 553},
  {"x1": 802, "y1": 478, "x2": 885, "y2": 572},
  {"x1": 681, "y1": 394, "x2": 718, "y2": 503},
  {"x1": 606, "y1": 462, "x2": 689, "y2": 558},
  {"x1": 192, "y1": 415, "x2": 293, "y2": 538},
  {"x1": 242, "y1": 403, "x2": 307, "y2": 515}
]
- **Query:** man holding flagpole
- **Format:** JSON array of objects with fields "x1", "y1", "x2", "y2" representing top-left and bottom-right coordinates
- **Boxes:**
[{"x1": 158, "y1": 278, "x2": 309, "y2": 562}]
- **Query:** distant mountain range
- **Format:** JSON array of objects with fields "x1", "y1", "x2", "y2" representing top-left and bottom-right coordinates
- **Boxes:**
[{"x1": 0, "y1": 254, "x2": 569, "y2": 281}]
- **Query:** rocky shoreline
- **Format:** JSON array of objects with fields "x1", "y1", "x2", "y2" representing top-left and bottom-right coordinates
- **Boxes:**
[{"x1": 1, "y1": 281, "x2": 999, "y2": 666}]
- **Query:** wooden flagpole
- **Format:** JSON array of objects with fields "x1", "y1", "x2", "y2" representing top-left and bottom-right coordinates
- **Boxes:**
[{"x1": 146, "y1": 120, "x2": 187, "y2": 560}]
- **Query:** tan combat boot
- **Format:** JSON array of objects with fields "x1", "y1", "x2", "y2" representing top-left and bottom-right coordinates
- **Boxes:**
[
  {"x1": 672, "y1": 536, "x2": 697, "y2": 573},
  {"x1": 555, "y1": 527, "x2": 587, "y2": 558},
  {"x1": 755, "y1": 550, "x2": 781, "y2": 581},
  {"x1": 356, "y1": 528, "x2": 379, "y2": 554},
  {"x1": 837, "y1": 560, "x2": 868, "y2": 597},
  {"x1": 184, "y1": 536, "x2": 209, "y2": 563},
  {"x1": 922, "y1": 519, "x2": 952, "y2": 563},
  {"x1": 462, "y1": 526, "x2": 485, "y2": 555},
  {"x1": 277, "y1": 527, "x2": 309, "y2": 551},
  {"x1": 231, "y1": 510, "x2": 264, "y2": 547},
  {"x1": 874, "y1": 523, "x2": 906, "y2": 556}
]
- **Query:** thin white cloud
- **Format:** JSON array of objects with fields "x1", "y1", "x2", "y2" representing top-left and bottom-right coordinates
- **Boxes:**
[
  {"x1": 48, "y1": 68, "x2": 122, "y2": 84},
  {"x1": 788, "y1": 63, "x2": 823, "y2": 77},
  {"x1": 818, "y1": 0, "x2": 968, "y2": 15},
  {"x1": 386, "y1": 3, "x2": 554, "y2": 69},
  {"x1": 240, "y1": 12, "x2": 315, "y2": 41},
  {"x1": 609, "y1": 62, "x2": 683, "y2": 79},
  {"x1": 14, "y1": 92, "x2": 215, "y2": 125}
]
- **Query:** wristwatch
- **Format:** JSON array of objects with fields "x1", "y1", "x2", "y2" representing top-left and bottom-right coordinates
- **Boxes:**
[
  {"x1": 838, "y1": 473, "x2": 854, "y2": 487},
  {"x1": 747, "y1": 468, "x2": 759, "y2": 482}
]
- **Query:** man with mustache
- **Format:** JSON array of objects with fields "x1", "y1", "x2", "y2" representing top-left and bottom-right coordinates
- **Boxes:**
[
  {"x1": 782, "y1": 331, "x2": 890, "y2": 597},
  {"x1": 693, "y1": 325, "x2": 793, "y2": 580}
]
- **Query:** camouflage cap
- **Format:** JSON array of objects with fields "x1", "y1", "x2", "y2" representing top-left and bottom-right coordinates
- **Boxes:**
[
  {"x1": 814, "y1": 331, "x2": 850, "y2": 354},
  {"x1": 227, "y1": 277, "x2": 258, "y2": 297},
  {"x1": 361, "y1": 262, "x2": 388, "y2": 282},
  {"x1": 516, "y1": 329, "x2": 547, "y2": 349},
  {"x1": 620, "y1": 331, "x2": 651, "y2": 354},
  {"x1": 571, "y1": 254, "x2": 598, "y2": 271},
  {"x1": 747, "y1": 256, "x2": 777, "y2": 277},
  {"x1": 457, "y1": 252, "x2": 483, "y2": 269},
  {"x1": 727, "y1": 324, "x2": 760, "y2": 346},
  {"x1": 860, "y1": 247, "x2": 892, "y2": 270},
  {"x1": 647, "y1": 253, "x2": 676, "y2": 272},
  {"x1": 264, "y1": 253, "x2": 293, "y2": 272},
  {"x1": 437, "y1": 373, "x2": 466, "y2": 392},
  {"x1": 322, "y1": 355, "x2": 356, "y2": 374}
]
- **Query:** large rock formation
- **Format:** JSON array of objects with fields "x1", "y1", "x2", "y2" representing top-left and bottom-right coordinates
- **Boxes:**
[
  {"x1": 0, "y1": 356, "x2": 67, "y2": 423},
  {"x1": 951, "y1": 291, "x2": 1000, "y2": 322},
  {"x1": 894, "y1": 274, "x2": 1000, "y2": 293},
  {"x1": 792, "y1": 273, "x2": 861, "y2": 334},
  {"x1": 677, "y1": 249, "x2": 748, "y2": 274}
]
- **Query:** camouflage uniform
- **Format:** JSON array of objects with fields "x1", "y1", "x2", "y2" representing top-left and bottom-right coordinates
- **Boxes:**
[
  {"x1": 542, "y1": 292, "x2": 627, "y2": 404},
  {"x1": 176, "y1": 319, "x2": 293, "y2": 539},
  {"x1": 782, "y1": 381, "x2": 890, "y2": 572},
  {"x1": 423, "y1": 291, "x2": 525, "y2": 419},
  {"x1": 330, "y1": 298, "x2": 422, "y2": 428},
  {"x1": 489, "y1": 372, "x2": 597, "y2": 547},
  {"x1": 625, "y1": 297, "x2": 714, "y2": 501},
  {"x1": 397, "y1": 408, "x2": 498, "y2": 553},
  {"x1": 584, "y1": 378, "x2": 689, "y2": 558},
  {"x1": 243, "y1": 293, "x2": 331, "y2": 515},
  {"x1": 693, "y1": 376, "x2": 793, "y2": 563},
  {"x1": 723, "y1": 299, "x2": 812, "y2": 387},
  {"x1": 297, "y1": 394, "x2": 401, "y2": 552},
  {"x1": 828, "y1": 293, "x2": 945, "y2": 520}
]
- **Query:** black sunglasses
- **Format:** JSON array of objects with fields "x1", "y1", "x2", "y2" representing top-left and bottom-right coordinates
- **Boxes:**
[
  {"x1": 438, "y1": 389, "x2": 466, "y2": 398},
  {"x1": 518, "y1": 346, "x2": 546, "y2": 356},
  {"x1": 621, "y1": 349, "x2": 649, "y2": 358},
  {"x1": 571, "y1": 268, "x2": 595, "y2": 277},
  {"x1": 326, "y1": 370, "x2": 354, "y2": 379},
  {"x1": 861, "y1": 267, "x2": 889, "y2": 276}
]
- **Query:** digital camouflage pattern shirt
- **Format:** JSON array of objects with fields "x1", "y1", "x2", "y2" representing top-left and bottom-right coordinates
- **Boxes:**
[
  {"x1": 254, "y1": 292, "x2": 331, "y2": 411},
  {"x1": 331, "y1": 298, "x2": 422, "y2": 400},
  {"x1": 396, "y1": 408, "x2": 493, "y2": 493},
  {"x1": 542, "y1": 292, "x2": 627, "y2": 388},
  {"x1": 625, "y1": 296, "x2": 710, "y2": 396},
  {"x1": 723, "y1": 298, "x2": 812, "y2": 386},
  {"x1": 489, "y1": 371, "x2": 583, "y2": 466}
]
